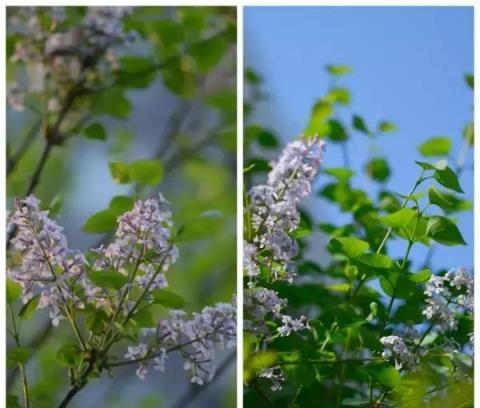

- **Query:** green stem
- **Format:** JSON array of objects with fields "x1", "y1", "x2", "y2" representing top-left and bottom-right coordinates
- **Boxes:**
[
  {"x1": 351, "y1": 170, "x2": 426, "y2": 299},
  {"x1": 8, "y1": 304, "x2": 30, "y2": 408}
]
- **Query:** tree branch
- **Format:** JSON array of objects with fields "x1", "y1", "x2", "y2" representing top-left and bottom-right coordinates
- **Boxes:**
[{"x1": 7, "y1": 119, "x2": 42, "y2": 176}]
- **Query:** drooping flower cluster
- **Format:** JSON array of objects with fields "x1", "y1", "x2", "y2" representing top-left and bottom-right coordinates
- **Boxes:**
[
  {"x1": 7, "y1": 7, "x2": 135, "y2": 112},
  {"x1": 423, "y1": 267, "x2": 473, "y2": 333},
  {"x1": 244, "y1": 136, "x2": 325, "y2": 390},
  {"x1": 126, "y1": 298, "x2": 237, "y2": 384},
  {"x1": 380, "y1": 335, "x2": 416, "y2": 370},
  {"x1": 8, "y1": 196, "x2": 87, "y2": 325}
]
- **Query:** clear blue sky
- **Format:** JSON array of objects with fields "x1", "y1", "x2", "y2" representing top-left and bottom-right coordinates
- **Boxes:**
[{"x1": 245, "y1": 6, "x2": 474, "y2": 270}]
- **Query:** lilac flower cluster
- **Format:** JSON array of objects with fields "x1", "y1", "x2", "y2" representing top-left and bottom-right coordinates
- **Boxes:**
[
  {"x1": 380, "y1": 335, "x2": 416, "y2": 370},
  {"x1": 8, "y1": 193, "x2": 236, "y2": 387},
  {"x1": 248, "y1": 137, "x2": 326, "y2": 269},
  {"x1": 258, "y1": 366, "x2": 286, "y2": 391},
  {"x1": 8, "y1": 196, "x2": 87, "y2": 326},
  {"x1": 380, "y1": 267, "x2": 473, "y2": 371},
  {"x1": 126, "y1": 299, "x2": 237, "y2": 384},
  {"x1": 244, "y1": 136, "x2": 325, "y2": 390},
  {"x1": 90, "y1": 195, "x2": 178, "y2": 312},
  {"x1": 423, "y1": 267, "x2": 473, "y2": 333},
  {"x1": 7, "y1": 7, "x2": 135, "y2": 112},
  {"x1": 244, "y1": 137, "x2": 325, "y2": 336}
]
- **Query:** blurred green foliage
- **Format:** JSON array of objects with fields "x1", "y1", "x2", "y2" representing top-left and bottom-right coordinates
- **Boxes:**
[
  {"x1": 7, "y1": 6, "x2": 236, "y2": 408},
  {"x1": 244, "y1": 65, "x2": 473, "y2": 407}
]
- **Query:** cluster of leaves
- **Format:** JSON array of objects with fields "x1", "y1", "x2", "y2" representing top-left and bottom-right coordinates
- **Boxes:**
[
  {"x1": 243, "y1": 66, "x2": 474, "y2": 407},
  {"x1": 7, "y1": 6, "x2": 237, "y2": 408}
]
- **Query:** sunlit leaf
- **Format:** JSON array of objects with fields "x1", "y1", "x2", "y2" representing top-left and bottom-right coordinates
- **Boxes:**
[{"x1": 418, "y1": 137, "x2": 452, "y2": 157}]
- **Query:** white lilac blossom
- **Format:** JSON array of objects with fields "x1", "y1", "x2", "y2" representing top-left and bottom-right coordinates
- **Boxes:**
[
  {"x1": 7, "y1": 7, "x2": 135, "y2": 114},
  {"x1": 128, "y1": 298, "x2": 237, "y2": 384},
  {"x1": 8, "y1": 193, "x2": 237, "y2": 387},
  {"x1": 8, "y1": 196, "x2": 86, "y2": 326},
  {"x1": 249, "y1": 136, "x2": 326, "y2": 265},
  {"x1": 422, "y1": 267, "x2": 473, "y2": 333},
  {"x1": 380, "y1": 335, "x2": 416, "y2": 370},
  {"x1": 89, "y1": 195, "x2": 178, "y2": 311},
  {"x1": 258, "y1": 366, "x2": 286, "y2": 391},
  {"x1": 244, "y1": 137, "x2": 325, "y2": 338},
  {"x1": 244, "y1": 136, "x2": 324, "y2": 390}
]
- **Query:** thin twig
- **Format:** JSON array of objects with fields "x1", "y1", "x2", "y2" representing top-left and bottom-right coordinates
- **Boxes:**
[{"x1": 7, "y1": 119, "x2": 42, "y2": 176}]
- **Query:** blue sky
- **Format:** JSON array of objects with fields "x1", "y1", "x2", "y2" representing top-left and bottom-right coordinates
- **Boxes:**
[{"x1": 245, "y1": 6, "x2": 474, "y2": 270}]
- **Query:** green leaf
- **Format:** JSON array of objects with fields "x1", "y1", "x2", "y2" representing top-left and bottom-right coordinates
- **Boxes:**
[
  {"x1": 87, "y1": 270, "x2": 128, "y2": 290},
  {"x1": 324, "y1": 167, "x2": 355, "y2": 183},
  {"x1": 378, "y1": 121, "x2": 397, "y2": 133},
  {"x1": 356, "y1": 253, "x2": 392, "y2": 269},
  {"x1": 245, "y1": 125, "x2": 278, "y2": 148},
  {"x1": 428, "y1": 186, "x2": 453, "y2": 211},
  {"x1": 109, "y1": 195, "x2": 135, "y2": 216},
  {"x1": 352, "y1": 114, "x2": 369, "y2": 134},
  {"x1": 380, "y1": 208, "x2": 417, "y2": 229},
  {"x1": 132, "y1": 309, "x2": 155, "y2": 328},
  {"x1": 304, "y1": 100, "x2": 332, "y2": 136},
  {"x1": 366, "y1": 157, "x2": 390, "y2": 182},
  {"x1": 176, "y1": 211, "x2": 223, "y2": 241},
  {"x1": 427, "y1": 216, "x2": 466, "y2": 246},
  {"x1": 326, "y1": 87, "x2": 350, "y2": 105},
  {"x1": 83, "y1": 209, "x2": 117, "y2": 233},
  {"x1": 56, "y1": 344, "x2": 80, "y2": 368},
  {"x1": 434, "y1": 166, "x2": 464, "y2": 193},
  {"x1": 465, "y1": 73, "x2": 474, "y2": 89},
  {"x1": 396, "y1": 214, "x2": 429, "y2": 244},
  {"x1": 96, "y1": 88, "x2": 131, "y2": 119},
  {"x1": 117, "y1": 56, "x2": 157, "y2": 88},
  {"x1": 109, "y1": 162, "x2": 131, "y2": 184},
  {"x1": 415, "y1": 160, "x2": 447, "y2": 171},
  {"x1": 377, "y1": 365, "x2": 401, "y2": 388},
  {"x1": 7, "y1": 394, "x2": 21, "y2": 408},
  {"x1": 331, "y1": 237, "x2": 370, "y2": 258},
  {"x1": 129, "y1": 159, "x2": 164, "y2": 186},
  {"x1": 328, "y1": 283, "x2": 351, "y2": 292},
  {"x1": 7, "y1": 278, "x2": 22, "y2": 304},
  {"x1": 409, "y1": 268, "x2": 432, "y2": 283},
  {"x1": 188, "y1": 35, "x2": 228, "y2": 73},
  {"x1": 327, "y1": 119, "x2": 348, "y2": 142},
  {"x1": 206, "y1": 89, "x2": 236, "y2": 115},
  {"x1": 48, "y1": 194, "x2": 64, "y2": 216},
  {"x1": 7, "y1": 347, "x2": 31, "y2": 368},
  {"x1": 161, "y1": 58, "x2": 197, "y2": 97},
  {"x1": 325, "y1": 64, "x2": 352, "y2": 76},
  {"x1": 19, "y1": 295, "x2": 40, "y2": 320},
  {"x1": 83, "y1": 122, "x2": 107, "y2": 140},
  {"x1": 428, "y1": 187, "x2": 471, "y2": 213},
  {"x1": 152, "y1": 288, "x2": 187, "y2": 308},
  {"x1": 418, "y1": 137, "x2": 452, "y2": 157}
]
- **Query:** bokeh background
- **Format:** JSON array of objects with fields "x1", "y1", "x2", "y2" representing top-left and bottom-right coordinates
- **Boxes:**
[
  {"x1": 244, "y1": 6, "x2": 474, "y2": 272},
  {"x1": 7, "y1": 6, "x2": 236, "y2": 408}
]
